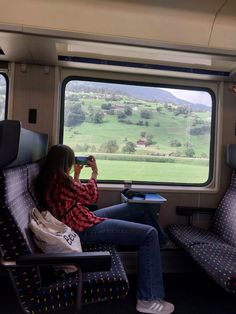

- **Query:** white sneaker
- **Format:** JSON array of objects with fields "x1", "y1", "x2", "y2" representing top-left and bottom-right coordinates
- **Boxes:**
[{"x1": 136, "y1": 299, "x2": 175, "y2": 314}]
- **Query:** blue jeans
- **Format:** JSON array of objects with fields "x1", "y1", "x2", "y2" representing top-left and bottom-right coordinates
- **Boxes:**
[{"x1": 78, "y1": 203, "x2": 165, "y2": 300}]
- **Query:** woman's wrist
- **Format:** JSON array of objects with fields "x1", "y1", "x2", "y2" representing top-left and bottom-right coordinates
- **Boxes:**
[
  {"x1": 91, "y1": 167, "x2": 98, "y2": 174},
  {"x1": 91, "y1": 168, "x2": 98, "y2": 180},
  {"x1": 74, "y1": 175, "x2": 80, "y2": 181},
  {"x1": 74, "y1": 172, "x2": 80, "y2": 180}
]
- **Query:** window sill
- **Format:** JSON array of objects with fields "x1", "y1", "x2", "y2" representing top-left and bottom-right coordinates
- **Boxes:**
[{"x1": 98, "y1": 183, "x2": 219, "y2": 194}]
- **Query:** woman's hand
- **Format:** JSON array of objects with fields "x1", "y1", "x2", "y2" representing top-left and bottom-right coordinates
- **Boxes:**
[
  {"x1": 74, "y1": 163, "x2": 84, "y2": 181},
  {"x1": 87, "y1": 155, "x2": 98, "y2": 179}
]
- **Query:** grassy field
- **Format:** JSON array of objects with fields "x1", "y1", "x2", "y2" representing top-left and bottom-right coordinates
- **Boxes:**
[{"x1": 78, "y1": 159, "x2": 209, "y2": 183}]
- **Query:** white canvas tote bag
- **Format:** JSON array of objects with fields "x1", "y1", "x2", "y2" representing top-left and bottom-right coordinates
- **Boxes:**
[{"x1": 29, "y1": 207, "x2": 82, "y2": 273}]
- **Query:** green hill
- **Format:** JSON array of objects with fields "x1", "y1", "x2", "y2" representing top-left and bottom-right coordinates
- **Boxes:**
[{"x1": 64, "y1": 91, "x2": 211, "y2": 158}]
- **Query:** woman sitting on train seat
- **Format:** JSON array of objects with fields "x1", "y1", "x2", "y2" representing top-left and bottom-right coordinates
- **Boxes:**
[{"x1": 36, "y1": 144, "x2": 175, "y2": 314}]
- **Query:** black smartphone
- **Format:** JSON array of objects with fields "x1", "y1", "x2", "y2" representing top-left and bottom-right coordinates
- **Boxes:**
[{"x1": 74, "y1": 156, "x2": 89, "y2": 165}]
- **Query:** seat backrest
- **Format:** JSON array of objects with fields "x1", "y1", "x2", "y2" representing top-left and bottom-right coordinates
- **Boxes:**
[
  {"x1": 0, "y1": 120, "x2": 48, "y2": 257},
  {"x1": 0, "y1": 160, "x2": 45, "y2": 302},
  {"x1": 0, "y1": 164, "x2": 44, "y2": 310},
  {"x1": 0, "y1": 120, "x2": 48, "y2": 169},
  {"x1": 0, "y1": 120, "x2": 48, "y2": 303},
  {"x1": 0, "y1": 165, "x2": 37, "y2": 259},
  {"x1": 27, "y1": 161, "x2": 43, "y2": 209},
  {"x1": 212, "y1": 146, "x2": 236, "y2": 247}
]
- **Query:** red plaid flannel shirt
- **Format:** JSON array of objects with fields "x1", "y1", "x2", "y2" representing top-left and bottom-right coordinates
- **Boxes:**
[{"x1": 45, "y1": 173, "x2": 106, "y2": 232}]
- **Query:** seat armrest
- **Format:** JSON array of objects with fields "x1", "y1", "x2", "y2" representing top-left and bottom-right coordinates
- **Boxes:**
[
  {"x1": 176, "y1": 206, "x2": 217, "y2": 216},
  {"x1": 1, "y1": 251, "x2": 111, "y2": 272},
  {"x1": 6, "y1": 251, "x2": 111, "y2": 313},
  {"x1": 176, "y1": 206, "x2": 217, "y2": 226}
]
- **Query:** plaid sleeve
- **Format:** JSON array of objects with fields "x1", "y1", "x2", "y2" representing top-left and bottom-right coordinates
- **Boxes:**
[{"x1": 68, "y1": 178, "x2": 99, "y2": 205}]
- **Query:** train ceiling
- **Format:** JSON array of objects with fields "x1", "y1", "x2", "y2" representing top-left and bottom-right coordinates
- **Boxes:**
[{"x1": 0, "y1": 0, "x2": 236, "y2": 79}]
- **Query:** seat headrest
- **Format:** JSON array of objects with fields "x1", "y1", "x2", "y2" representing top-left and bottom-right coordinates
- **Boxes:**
[
  {"x1": 0, "y1": 120, "x2": 48, "y2": 168},
  {"x1": 226, "y1": 144, "x2": 236, "y2": 170}
]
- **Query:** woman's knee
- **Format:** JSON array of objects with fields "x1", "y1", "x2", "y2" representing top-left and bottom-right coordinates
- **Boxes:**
[
  {"x1": 138, "y1": 226, "x2": 161, "y2": 253},
  {"x1": 148, "y1": 225, "x2": 158, "y2": 236},
  {"x1": 143, "y1": 225, "x2": 159, "y2": 242}
]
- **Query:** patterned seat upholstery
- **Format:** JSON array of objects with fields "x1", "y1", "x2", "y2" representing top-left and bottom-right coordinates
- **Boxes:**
[
  {"x1": 0, "y1": 164, "x2": 129, "y2": 313},
  {"x1": 27, "y1": 161, "x2": 42, "y2": 208},
  {"x1": 167, "y1": 224, "x2": 225, "y2": 250},
  {"x1": 212, "y1": 169, "x2": 236, "y2": 246},
  {"x1": 168, "y1": 170, "x2": 236, "y2": 251},
  {"x1": 82, "y1": 243, "x2": 128, "y2": 304},
  {"x1": 167, "y1": 145, "x2": 236, "y2": 293},
  {"x1": 189, "y1": 243, "x2": 236, "y2": 292}
]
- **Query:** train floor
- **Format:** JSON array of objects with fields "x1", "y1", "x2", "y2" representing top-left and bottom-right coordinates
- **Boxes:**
[{"x1": 0, "y1": 272, "x2": 235, "y2": 314}]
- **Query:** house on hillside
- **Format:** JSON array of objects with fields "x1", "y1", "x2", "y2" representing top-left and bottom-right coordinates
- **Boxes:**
[{"x1": 136, "y1": 138, "x2": 148, "y2": 147}]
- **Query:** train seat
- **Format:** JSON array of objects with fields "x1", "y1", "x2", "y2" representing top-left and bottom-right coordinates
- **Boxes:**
[
  {"x1": 167, "y1": 144, "x2": 236, "y2": 293},
  {"x1": 0, "y1": 120, "x2": 129, "y2": 313},
  {"x1": 167, "y1": 224, "x2": 225, "y2": 251},
  {"x1": 189, "y1": 243, "x2": 236, "y2": 293}
]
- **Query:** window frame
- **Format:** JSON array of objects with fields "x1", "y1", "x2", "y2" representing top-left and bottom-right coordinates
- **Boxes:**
[
  {"x1": 0, "y1": 72, "x2": 9, "y2": 120},
  {"x1": 60, "y1": 75, "x2": 216, "y2": 188}
]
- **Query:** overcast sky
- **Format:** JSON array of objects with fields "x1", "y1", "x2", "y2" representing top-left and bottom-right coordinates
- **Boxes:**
[{"x1": 161, "y1": 88, "x2": 212, "y2": 106}]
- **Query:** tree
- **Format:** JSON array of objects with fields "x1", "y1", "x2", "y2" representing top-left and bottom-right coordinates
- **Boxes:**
[
  {"x1": 184, "y1": 141, "x2": 192, "y2": 148},
  {"x1": 108, "y1": 109, "x2": 115, "y2": 115},
  {"x1": 174, "y1": 105, "x2": 192, "y2": 116},
  {"x1": 136, "y1": 120, "x2": 144, "y2": 126},
  {"x1": 124, "y1": 106, "x2": 132, "y2": 116},
  {"x1": 101, "y1": 103, "x2": 112, "y2": 110},
  {"x1": 122, "y1": 142, "x2": 136, "y2": 154},
  {"x1": 184, "y1": 148, "x2": 195, "y2": 157},
  {"x1": 189, "y1": 125, "x2": 210, "y2": 135},
  {"x1": 170, "y1": 139, "x2": 182, "y2": 147},
  {"x1": 90, "y1": 110, "x2": 104, "y2": 124},
  {"x1": 117, "y1": 112, "x2": 127, "y2": 120},
  {"x1": 146, "y1": 134, "x2": 153, "y2": 145},
  {"x1": 65, "y1": 103, "x2": 86, "y2": 127},
  {"x1": 140, "y1": 109, "x2": 152, "y2": 119},
  {"x1": 99, "y1": 140, "x2": 119, "y2": 153}
]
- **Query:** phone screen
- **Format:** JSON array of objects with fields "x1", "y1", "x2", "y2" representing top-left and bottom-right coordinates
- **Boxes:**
[{"x1": 75, "y1": 156, "x2": 88, "y2": 165}]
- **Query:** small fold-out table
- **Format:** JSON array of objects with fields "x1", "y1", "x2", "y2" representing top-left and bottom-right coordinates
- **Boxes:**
[{"x1": 121, "y1": 192, "x2": 167, "y2": 222}]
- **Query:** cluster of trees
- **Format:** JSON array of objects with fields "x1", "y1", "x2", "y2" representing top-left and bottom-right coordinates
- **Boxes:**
[
  {"x1": 174, "y1": 105, "x2": 192, "y2": 116},
  {"x1": 65, "y1": 100, "x2": 156, "y2": 127},
  {"x1": 76, "y1": 138, "x2": 197, "y2": 157},
  {"x1": 65, "y1": 103, "x2": 85, "y2": 127},
  {"x1": 168, "y1": 148, "x2": 196, "y2": 158},
  {"x1": 169, "y1": 140, "x2": 196, "y2": 157},
  {"x1": 189, "y1": 124, "x2": 210, "y2": 135},
  {"x1": 77, "y1": 139, "x2": 137, "y2": 154},
  {"x1": 170, "y1": 139, "x2": 182, "y2": 147},
  {"x1": 65, "y1": 99, "x2": 208, "y2": 131},
  {"x1": 65, "y1": 101, "x2": 105, "y2": 126},
  {"x1": 66, "y1": 85, "x2": 124, "y2": 101}
]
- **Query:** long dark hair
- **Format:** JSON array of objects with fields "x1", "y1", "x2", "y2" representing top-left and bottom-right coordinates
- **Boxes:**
[{"x1": 36, "y1": 144, "x2": 75, "y2": 206}]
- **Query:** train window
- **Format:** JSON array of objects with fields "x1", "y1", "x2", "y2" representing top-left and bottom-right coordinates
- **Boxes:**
[
  {"x1": 0, "y1": 73, "x2": 7, "y2": 120},
  {"x1": 61, "y1": 78, "x2": 215, "y2": 186}
]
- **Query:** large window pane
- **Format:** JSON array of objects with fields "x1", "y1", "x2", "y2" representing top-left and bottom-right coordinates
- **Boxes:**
[
  {"x1": 0, "y1": 74, "x2": 7, "y2": 120},
  {"x1": 61, "y1": 79, "x2": 214, "y2": 186}
]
